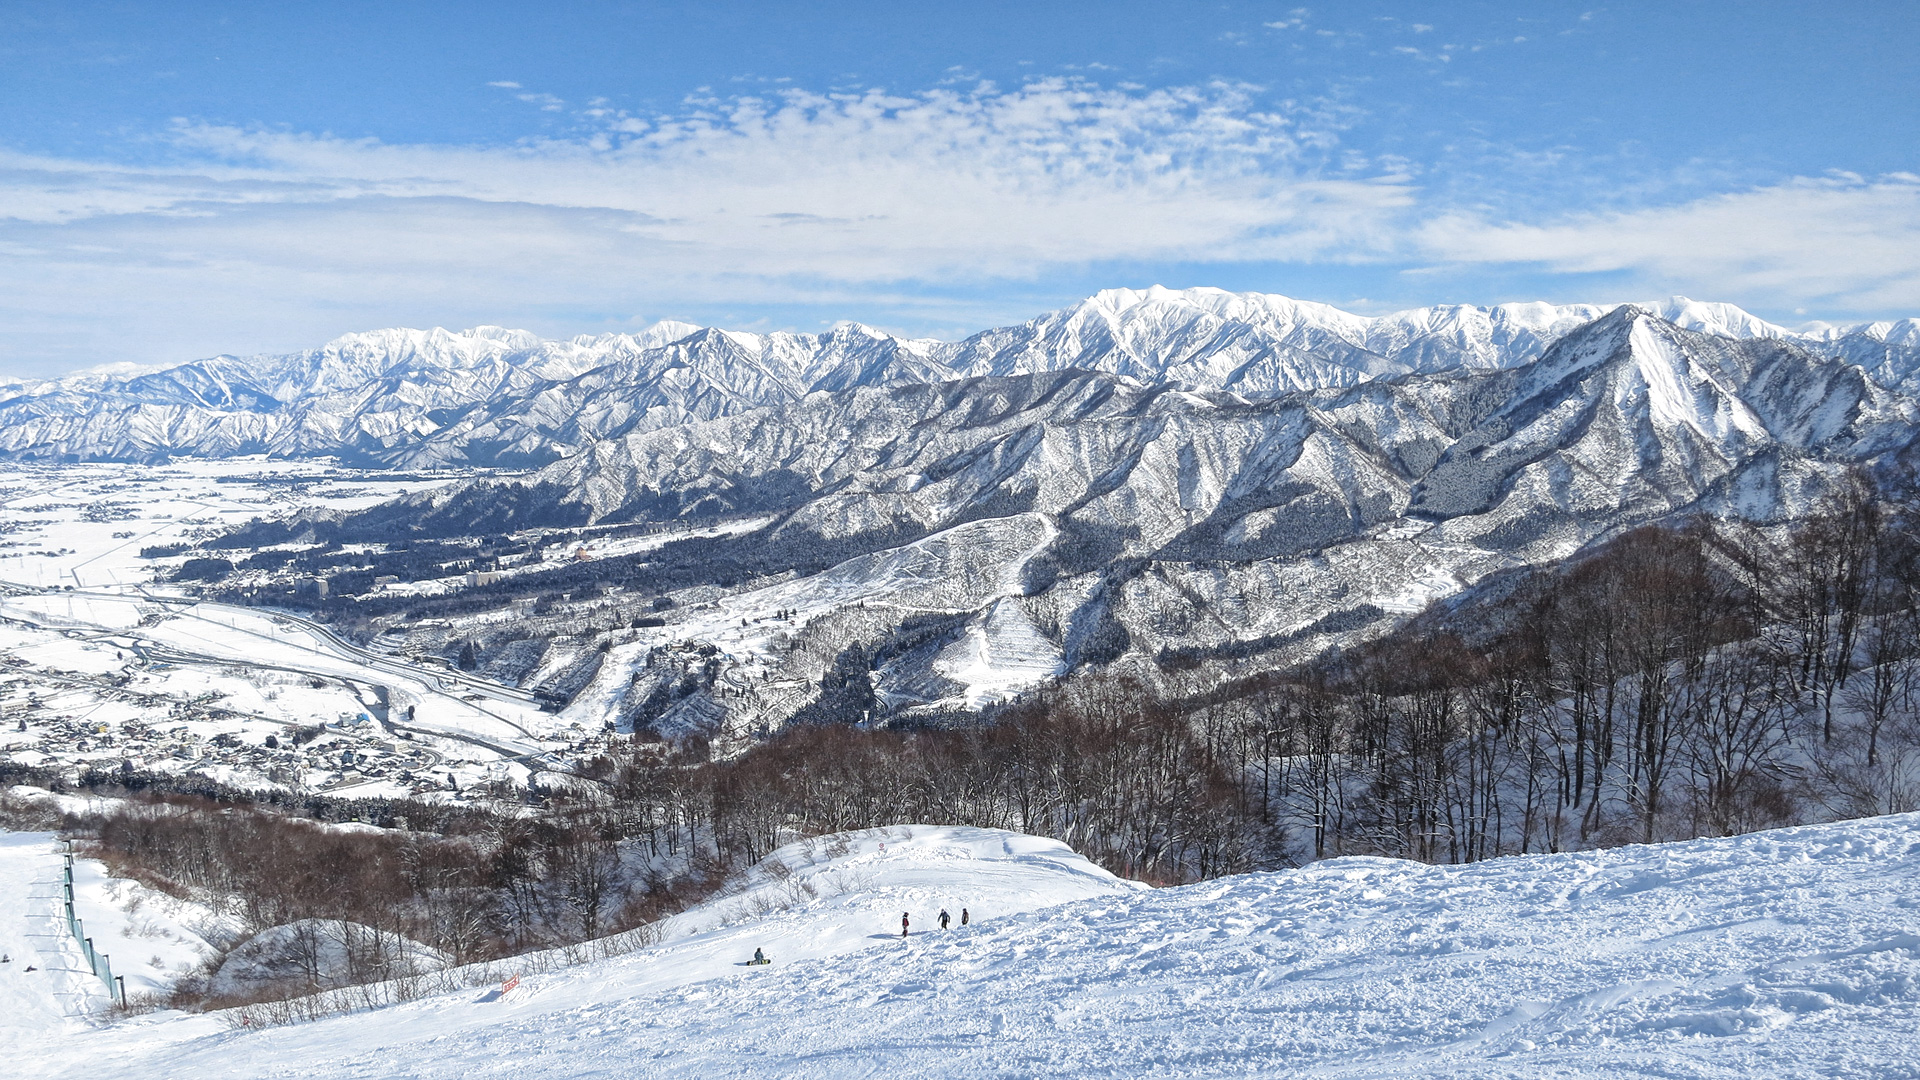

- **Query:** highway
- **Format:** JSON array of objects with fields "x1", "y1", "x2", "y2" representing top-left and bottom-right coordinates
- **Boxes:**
[{"x1": 123, "y1": 589, "x2": 545, "y2": 709}]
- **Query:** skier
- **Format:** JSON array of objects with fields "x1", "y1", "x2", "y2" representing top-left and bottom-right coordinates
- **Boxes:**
[
  {"x1": 961, "y1": 908, "x2": 969, "y2": 927},
  {"x1": 938, "y1": 909, "x2": 950, "y2": 930},
  {"x1": 901, "y1": 912, "x2": 910, "y2": 937}
]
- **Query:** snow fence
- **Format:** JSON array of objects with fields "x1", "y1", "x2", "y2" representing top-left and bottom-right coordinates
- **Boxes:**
[{"x1": 60, "y1": 840, "x2": 124, "y2": 1008}]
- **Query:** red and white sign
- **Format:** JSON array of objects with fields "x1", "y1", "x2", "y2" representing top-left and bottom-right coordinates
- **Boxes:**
[{"x1": 501, "y1": 974, "x2": 522, "y2": 995}]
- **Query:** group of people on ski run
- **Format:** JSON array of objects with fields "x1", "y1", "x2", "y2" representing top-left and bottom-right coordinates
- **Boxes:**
[
  {"x1": 749, "y1": 906, "x2": 970, "y2": 967},
  {"x1": 901, "y1": 906, "x2": 968, "y2": 937}
]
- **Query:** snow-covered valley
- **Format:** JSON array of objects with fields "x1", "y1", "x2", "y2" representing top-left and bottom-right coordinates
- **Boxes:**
[{"x1": 3, "y1": 816, "x2": 1916, "y2": 1079}]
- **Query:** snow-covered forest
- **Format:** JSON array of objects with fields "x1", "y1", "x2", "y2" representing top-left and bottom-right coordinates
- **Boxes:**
[{"x1": 593, "y1": 475, "x2": 1920, "y2": 882}]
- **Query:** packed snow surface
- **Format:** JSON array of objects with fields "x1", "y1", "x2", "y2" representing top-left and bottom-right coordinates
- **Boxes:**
[{"x1": 7, "y1": 816, "x2": 1920, "y2": 1078}]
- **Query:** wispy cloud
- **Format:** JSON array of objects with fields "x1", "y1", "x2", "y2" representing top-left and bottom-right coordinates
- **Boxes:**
[
  {"x1": 0, "y1": 77, "x2": 1915, "y2": 376},
  {"x1": 0, "y1": 80, "x2": 1420, "y2": 373},
  {"x1": 142, "y1": 79, "x2": 1406, "y2": 276},
  {"x1": 1419, "y1": 174, "x2": 1920, "y2": 313}
]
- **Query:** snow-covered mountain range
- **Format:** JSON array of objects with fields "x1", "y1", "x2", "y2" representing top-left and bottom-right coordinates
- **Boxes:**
[
  {"x1": 298, "y1": 303, "x2": 1919, "y2": 733},
  {"x1": 19, "y1": 286, "x2": 1919, "y2": 730},
  {"x1": 6, "y1": 287, "x2": 1917, "y2": 467}
]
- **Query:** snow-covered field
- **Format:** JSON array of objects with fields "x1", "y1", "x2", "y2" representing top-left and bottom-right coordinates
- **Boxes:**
[
  {"x1": 0, "y1": 823, "x2": 234, "y2": 1065},
  {"x1": 0, "y1": 460, "x2": 601, "y2": 797},
  {"x1": 0, "y1": 459, "x2": 461, "y2": 591},
  {"x1": 3, "y1": 815, "x2": 1915, "y2": 1078}
]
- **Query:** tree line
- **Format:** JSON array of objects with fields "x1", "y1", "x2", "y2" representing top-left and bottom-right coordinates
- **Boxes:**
[{"x1": 589, "y1": 475, "x2": 1920, "y2": 879}]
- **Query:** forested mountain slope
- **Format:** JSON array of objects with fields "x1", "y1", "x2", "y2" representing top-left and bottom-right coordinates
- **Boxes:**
[{"x1": 242, "y1": 307, "x2": 1920, "y2": 740}]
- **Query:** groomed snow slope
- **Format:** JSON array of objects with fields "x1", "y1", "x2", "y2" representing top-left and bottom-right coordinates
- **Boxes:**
[
  {"x1": 8, "y1": 826, "x2": 1141, "y2": 1077},
  {"x1": 21, "y1": 816, "x2": 1920, "y2": 1079}
]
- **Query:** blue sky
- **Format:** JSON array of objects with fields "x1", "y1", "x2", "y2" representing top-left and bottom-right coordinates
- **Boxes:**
[{"x1": 2, "y1": 1, "x2": 1917, "y2": 377}]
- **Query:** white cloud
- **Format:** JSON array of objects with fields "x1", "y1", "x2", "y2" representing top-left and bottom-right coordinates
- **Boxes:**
[
  {"x1": 2, "y1": 78, "x2": 1917, "y2": 377},
  {"x1": 1419, "y1": 174, "x2": 1920, "y2": 312},
  {"x1": 0, "y1": 80, "x2": 1412, "y2": 374},
  {"x1": 137, "y1": 79, "x2": 1407, "y2": 276},
  {"x1": 0, "y1": 150, "x2": 366, "y2": 224}
]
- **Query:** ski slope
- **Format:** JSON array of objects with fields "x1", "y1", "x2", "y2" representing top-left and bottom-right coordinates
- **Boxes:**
[
  {"x1": 9, "y1": 816, "x2": 1920, "y2": 1078},
  {"x1": 0, "y1": 833, "x2": 102, "y2": 1060}
]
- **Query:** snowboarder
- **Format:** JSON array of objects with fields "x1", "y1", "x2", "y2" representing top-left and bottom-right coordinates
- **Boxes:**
[
  {"x1": 750, "y1": 948, "x2": 769, "y2": 966},
  {"x1": 961, "y1": 908, "x2": 969, "y2": 926},
  {"x1": 938, "y1": 909, "x2": 950, "y2": 930},
  {"x1": 901, "y1": 913, "x2": 910, "y2": 937}
]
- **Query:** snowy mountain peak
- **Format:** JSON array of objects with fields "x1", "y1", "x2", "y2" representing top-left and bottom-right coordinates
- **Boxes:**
[
  {"x1": 1035, "y1": 286, "x2": 1828, "y2": 382},
  {"x1": 1507, "y1": 304, "x2": 1840, "y2": 439},
  {"x1": 1852, "y1": 317, "x2": 1920, "y2": 345},
  {"x1": 822, "y1": 321, "x2": 903, "y2": 342},
  {"x1": 1632, "y1": 296, "x2": 1798, "y2": 341},
  {"x1": 318, "y1": 324, "x2": 541, "y2": 356},
  {"x1": 3, "y1": 288, "x2": 1916, "y2": 467},
  {"x1": 1623, "y1": 311, "x2": 1771, "y2": 440},
  {"x1": 566, "y1": 320, "x2": 705, "y2": 351},
  {"x1": 1068, "y1": 285, "x2": 1366, "y2": 341}
]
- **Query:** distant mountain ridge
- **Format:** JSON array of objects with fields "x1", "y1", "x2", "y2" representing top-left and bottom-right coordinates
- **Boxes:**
[
  {"x1": 5, "y1": 287, "x2": 1917, "y2": 466},
  {"x1": 290, "y1": 306, "x2": 1920, "y2": 729}
]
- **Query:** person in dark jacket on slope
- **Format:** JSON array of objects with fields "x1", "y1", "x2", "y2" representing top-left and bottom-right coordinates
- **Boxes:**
[{"x1": 901, "y1": 912, "x2": 910, "y2": 937}]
